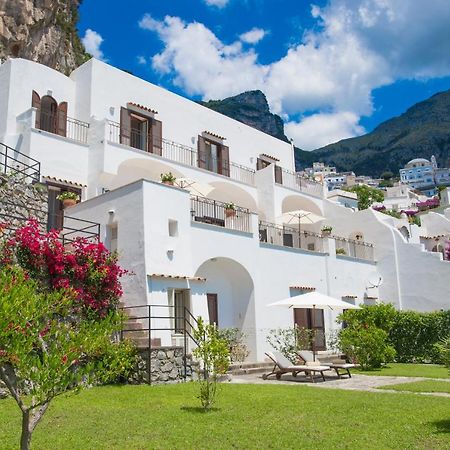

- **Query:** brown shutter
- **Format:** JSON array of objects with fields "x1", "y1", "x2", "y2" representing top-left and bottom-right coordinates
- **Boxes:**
[
  {"x1": 256, "y1": 157, "x2": 265, "y2": 170},
  {"x1": 294, "y1": 308, "x2": 309, "y2": 329},
  {"x1": 219, "y1": 145, "x2": 230, "y2": 177},
  {"x1": 32, "y1": 90, "x2": 41, "y2": 129},
  {"x1": 151, "y1": 118, "x2": 162, "y2": 155},
  {"x1": 56, "y1": 101, "x2": 67, "y2": 137},
  {"x1": 120, "y1": 107, "x2": 131, "y2": 146},
  {"x1": 197, "y1": 136, "x2": 207, "y2": 169},
  {"x1": 274, "y1": 165, "x2": 283, "y2": 184},
  {"x1": 207, "y1": 294, "x2": 218, "y2": 326}
]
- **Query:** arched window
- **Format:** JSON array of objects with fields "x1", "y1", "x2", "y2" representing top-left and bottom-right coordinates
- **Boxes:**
[
  {"x1": 31, "y1": 91, "x2": 67, "y2": 137},
  {"x1": 40, "y1": 95, "x2": 58, "y2": 133}
]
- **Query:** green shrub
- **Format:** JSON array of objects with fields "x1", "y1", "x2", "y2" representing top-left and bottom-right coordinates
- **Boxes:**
[
  {"x1": 217, "y1": 328, "x2": 249, "y2": 363},
  {"x1": 338, "y1": 325, "x2": 396, "y2": 370},
  {"x1": 436, "y1": 336, "x2": 450, "y2": 370},
  {"x1": 266, "y1": 326, "x2": 315, "y2": 362}
]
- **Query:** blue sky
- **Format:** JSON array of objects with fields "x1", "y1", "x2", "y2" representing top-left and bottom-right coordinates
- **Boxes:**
[{"x1": 78, "y1": 0, "x2": 450, "y2": 150}]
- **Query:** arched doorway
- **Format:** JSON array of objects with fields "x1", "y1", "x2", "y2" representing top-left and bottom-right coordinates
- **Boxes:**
[
  {"x1": 195, "y1": 257, "x2": 256, "y2": 360},
  {"x1": 40, "y1": 95, "x2": 58, "y2": 133},
  {"x1": 281, "y1": 195, "x2": 323, "y2": 216}
]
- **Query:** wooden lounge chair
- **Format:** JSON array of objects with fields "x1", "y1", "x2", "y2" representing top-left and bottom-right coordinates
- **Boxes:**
[
  {"x1": 297, "y1": 350, "x2": 357, "y2": 378},
  {"x1": 263, "y1": 351, "x2": 330, "y2": 382}
]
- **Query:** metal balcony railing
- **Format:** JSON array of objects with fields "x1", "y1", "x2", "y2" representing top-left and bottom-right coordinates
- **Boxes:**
[
  {"x1": 108, "y1": 121, "x2": 256, "y2": 185},
  {"x1": 0, "y1": 142, "x2": 40, "y2": 183},
  {"x1": 190, "y1": 196, "x2": 251, "y2": 233},
  {"x1": 278, "y1": 168, "x2": 324, "y2": 198},
  {"x1": 333, "y1": 236, "x2": 375, "y2": 261},
  {"x1": 37, "y1": 110, "x2": 90, "y2": 144},
  {"x1": 259, "y1": 221, "x2": 326, "y2": 253}
]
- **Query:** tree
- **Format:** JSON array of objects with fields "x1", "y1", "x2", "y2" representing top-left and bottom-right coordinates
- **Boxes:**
[
  {"x1": 344, "y1": 185, "x2": 384, "y2": 210},
  {"x1": 0, "y1": 222, "x2": 135, "y2": 449},
  {"x1": 380, "y1": 171, "x2": 394, "y2": 180},
  {"x1": 192, "y1": 318, "x2": 230, "y2": 411}
]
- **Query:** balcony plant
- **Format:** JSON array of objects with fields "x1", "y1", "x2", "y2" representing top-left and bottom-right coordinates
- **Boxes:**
[
  {"x1": 336, "y1": 247, "x2": 346, "y2": 255},
  {"x1": 56, "y1": 191, "x2": 80, "y2": 208},
  {"x1": 223, "y1": 202, "x2": 236, "y2": 218},
  {"x1": 321, "y1": 225, "x2": 333, "y2": 236},
  {"x1": 160, "y1": 172, "x2": 176, "y2": 186}
]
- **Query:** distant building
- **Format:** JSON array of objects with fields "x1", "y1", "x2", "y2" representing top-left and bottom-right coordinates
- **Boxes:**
[
  {"x1": 327, "y1": 189, "x2": 358, "y2": 209},
  {"x1": 399, "y1": 156, "x2": 450, "y2": 197}
]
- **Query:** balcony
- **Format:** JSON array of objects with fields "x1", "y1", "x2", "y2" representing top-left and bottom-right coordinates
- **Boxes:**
[
  {"x1": 190, "y1": 196, "x2": 251, "y2": 233},
  {"x1": 107, "y1": 121, "x2": 256, "y2": 186},
  {"x1": 277, "y1": 168, "x2": 324, "y2": 198},
  {"x1": 37, "y1": 110, "x2": 90, "y2": 144},
  {"x1": 0, "y1": 142, "x2": 40, "y2": 183},
  {"x1": 333, "y1": 236, "x2": 375, "y2": 261},
  {"x1": 259, "y1": 221, "x2": 326, "y2": 253}
]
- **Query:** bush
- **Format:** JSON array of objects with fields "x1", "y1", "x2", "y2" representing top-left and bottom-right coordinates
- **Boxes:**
[
  {"x1": 266, "y1": 326, "x2": 315, "y2": 362},
  {"x1": 217, "y1": 328, "x2": 249, "y2": 363},
  {"x1": 436, "y1": 336, "x2": 450, "y2": 370},
  {"x1": 339, "y1": 325, "x2": 396, "y2": 369}
]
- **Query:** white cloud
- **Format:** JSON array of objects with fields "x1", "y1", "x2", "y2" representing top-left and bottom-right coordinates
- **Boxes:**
[
  {"x1": 137, "y1": 56, "x2": 147, "y2": 65},
  {"x1": 139, "y1": 1, "x2": 450, "y2": 149},
  {"x1": 81, "y1": 29, "x2": 105, "y2": 60},
  {"x1": 204, "y1": 0, "x2": 230, "y2": 8},
  {"x1": 285, "y1": 112, "x2": 365, "y2": 150},
  {"x1": 240, "y1": 28, "x2": 266, "y2": 44}
]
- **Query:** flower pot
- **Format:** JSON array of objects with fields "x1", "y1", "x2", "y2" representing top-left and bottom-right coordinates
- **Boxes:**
[
  {"x1": 162, "y1": 180, "x2": 174, "y2": 186},
  {"x1": 322, "y1": 230, "x2": 331, "y2": 236},
  {"x1": 225, "y1": 208, "x2": 236, "y2": 218},
  {"x1": 62, "y1": 199, "x2": 77, "y2": 209}
]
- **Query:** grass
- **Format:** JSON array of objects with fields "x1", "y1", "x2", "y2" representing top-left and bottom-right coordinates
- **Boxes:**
[
  {"x1": 1, "y1": 383, "x2": 450, "y2": 449},
  {"x1": 354, "y1": 363, "x2": 450, "y2": 379},
  {"x1": 378, "y1": 380, "x2": 450, "y2": 394}
]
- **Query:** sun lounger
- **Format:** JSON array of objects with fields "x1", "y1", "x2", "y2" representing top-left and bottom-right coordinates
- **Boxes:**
[
  {"x1": 263, "y1": 351, "x2": 330, "y2": 382},
  {"x1": 297, "y1": 350, "x2": 357, "y2": 378}
]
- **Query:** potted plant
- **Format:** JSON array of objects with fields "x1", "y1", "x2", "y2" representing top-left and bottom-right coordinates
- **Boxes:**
[
  {"x1": 321, "y1": 225, "x2": 333, "y2": 236},
  {"x1": 224, "y1": 202, "x2": 236, "y2": 218},
  {"x1": 57, "y1": 191, "x2": 80, "y2": 208},
  {"x1": 160, "y1": 172, "x2": 176, "y2": 186},
  {"x1": 336, "y1": 247, "x2": 346, "y2": 255}
]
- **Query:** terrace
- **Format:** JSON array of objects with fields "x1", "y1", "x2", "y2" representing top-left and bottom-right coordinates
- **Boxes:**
[{"x1": 36, "y1": 110, "x2": 90, "y2": 144}]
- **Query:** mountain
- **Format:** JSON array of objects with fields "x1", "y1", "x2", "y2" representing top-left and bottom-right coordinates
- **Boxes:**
[
  {"x1": 300, "y1": 90, "x2": 450, "y2": 176},
  {"x1": 201, "y1": 89, "x2": 450, "y2": 177},
  {"x1": 200, "y1": 91, "x2": 290, "y2": 143},
  {"x1": 0, "y1": 0, "x2": 89, "y2": 75}
]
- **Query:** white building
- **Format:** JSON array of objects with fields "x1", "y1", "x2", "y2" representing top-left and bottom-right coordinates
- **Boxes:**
[{"x1": 1, "y1": 58, "x2": 449, "y2": 362}]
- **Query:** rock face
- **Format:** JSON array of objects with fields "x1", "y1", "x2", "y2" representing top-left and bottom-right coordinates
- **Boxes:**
[
  {"x1": 0, "y1": 0, "x2": 89, "y2": 75},
  {"x1": 200, "y1": 90, "x2": 290, "y2": 143}
]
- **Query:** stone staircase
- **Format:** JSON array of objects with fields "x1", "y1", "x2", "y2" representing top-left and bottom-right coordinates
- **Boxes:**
[{"x1": 228, "y1": 361, "x2": 274, "y2": 376}]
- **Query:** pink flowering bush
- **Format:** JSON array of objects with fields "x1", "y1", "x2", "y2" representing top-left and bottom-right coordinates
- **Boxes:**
[{"x1": 0, "y1": 219, "x2": 127, "y2": 317}]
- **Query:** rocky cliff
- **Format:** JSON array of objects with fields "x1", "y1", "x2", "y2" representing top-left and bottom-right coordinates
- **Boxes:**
[
  {"x1": 200, "y1": 91, "x2": 290, "y2": 143},
  {"x1": 0, "y1": 0, "x2": 89, "y2": 75}
]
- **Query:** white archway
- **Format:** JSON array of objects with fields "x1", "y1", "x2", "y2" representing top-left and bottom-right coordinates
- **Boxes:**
[
  {"x1": 195, "y1": 257, "x2": 256, "y2": 360},
  {"x1": 208, "y1": 181, "x2": 258, "y2": 212},
  {"x1": 281, "y1": 195, "x2": 323, "y2": 216}
]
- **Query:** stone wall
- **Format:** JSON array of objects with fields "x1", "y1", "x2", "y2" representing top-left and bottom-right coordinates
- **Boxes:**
[
  {"x1": 129, "y1": 346, "x2": 198, "y2": 384},
  {"x1": 0, "y1": 174, "x2": 48, "y2": 234}
]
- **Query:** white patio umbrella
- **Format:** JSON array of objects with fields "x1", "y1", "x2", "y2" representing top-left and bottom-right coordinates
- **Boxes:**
[
  {"x1": 268, "y1": 291, "x2": 360, "y2": 360},
  {"x1": 278, "y1": 209, "x2": 324, "y2": 246},
  {"x1": 175, "y1": 178, "x2": 214, "y2": 197}
]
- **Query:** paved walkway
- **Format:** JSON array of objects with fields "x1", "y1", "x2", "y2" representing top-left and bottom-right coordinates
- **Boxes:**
[{"x1": 229, "y1": 373, "x2": 450, "y2": 397}]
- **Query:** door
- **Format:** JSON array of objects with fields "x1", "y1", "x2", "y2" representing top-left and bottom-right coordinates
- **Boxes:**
[
  {"x1": 130, "y1": 114, "x2": 148, "y2": 151},
  {"x1": 294, "y1": 308, "x2": 326, "y2": 351},
  {"x1": 207, "y1": 293, "x2": 218, "y2": 326}
]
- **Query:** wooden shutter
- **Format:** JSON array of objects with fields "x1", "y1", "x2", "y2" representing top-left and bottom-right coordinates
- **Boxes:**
[
  {"x1": 32, "y1": 90, "x2": 41, "y2": 129},
  {"x1": 120, "y1": 107, "x2": 131, "y2": 146},
  {"x1": 219, "y1": 145, "x2": 230, "y2": 177},
  {"x1": 56, "y1": 101, "x2": 67, "y2": 137},
  {"x1": 207, "y1": 294, "x2": 218, "y2": 326},
  {"x1": 151, "y1": 118, "x2": 162, "y2": 155},
  {"x1": 197, "y1": 136, "x2": 207, "y2": 169},
  {"x1": 294, "y1": 308, "x2": 309, "y2": 329},
  {"x1": 274, "y1": 165, "x2": 283, "y2": 184},
  {"x1": 256, "y1": 157, "x2": 265, "y2": 170}
]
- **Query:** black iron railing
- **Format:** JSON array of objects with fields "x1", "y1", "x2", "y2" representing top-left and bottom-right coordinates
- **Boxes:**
[
  {"x1": 333, "y1": 236, "x2": 374, "y2": 261},
  {"x1": 190, "y1": 196, "x2": 252, "y2": 233},
  {"x1": 37, "y1": 110, "x2": 90, "y2": 143},
  {"x1": 120, "y1": 304, "x2": 200, "y2": 384},
  {"x1": 108, "y1": 121, "x2": 256, "y2": 185},
  {"x1": 279, "y1": 168, "x2": 324, "y2": 198},
  {"x1": 0, "y1": 142, "x2": 40, "y2": 183},
  {"x1": 259, "y1": 221, "x2": 326, "y2": 253}
]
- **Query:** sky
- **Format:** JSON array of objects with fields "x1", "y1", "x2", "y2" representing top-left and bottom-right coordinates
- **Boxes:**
[{"x1": 78, "y1": 0, "x2": 450, "y2": 150}]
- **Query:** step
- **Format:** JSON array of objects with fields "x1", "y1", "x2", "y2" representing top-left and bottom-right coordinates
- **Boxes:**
[
  {"x1": 229, "y1": 366, "x2": 273, "y2": 376},
  {"x1": 123, "y1": 321, "x2": 145, "y2": 331},
  {"x1": 229, "y1": 361, "x2": 273, "y2": 371}
]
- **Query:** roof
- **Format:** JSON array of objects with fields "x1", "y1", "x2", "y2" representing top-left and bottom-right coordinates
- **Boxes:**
[
  {"x1": 43, "y1": 176, "x2": 86, "y2": 188},
  {"x1": 203, "y1": 131, "x2": 226, "y2": 141},
  {"x1": 290, "y1": 286, "x2": 316, "y2": 291},
  {"x1": 260, "y1": 153, "x2": 280, "y2": 162},
  {"x1": 127, "y1": 102, "x2": 158, "y2": 114},
  {"x1": 150, "y1": 274, "x2": 206, "y2": 281},
  {"x1": 405, "y1": 158, "x2": 431, "y2": 167}
]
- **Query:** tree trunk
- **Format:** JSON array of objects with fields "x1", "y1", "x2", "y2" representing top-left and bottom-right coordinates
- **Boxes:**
[{"x1": 21, "y1": 411, "x2": 32, "y2": 450}]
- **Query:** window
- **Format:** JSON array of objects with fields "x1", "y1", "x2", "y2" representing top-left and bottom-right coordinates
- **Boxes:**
[
  {"x1": 168, "y1": 219, "x2": 178, "y2": 237},
  {"x1": 207, "y1": 293, "x2": 218, "y2": 326},
  {"x1": 293, "y1": 307, "x2": 326, "y2": 350},
  {"x1": 107, "y1": 224, "x2": 118, "y2": 253},
  {"x1": 46, "y1": 183, "x2": 82, "y2": 231},
  {"x1": 197, "y1": 136, "x2": 230, "y2": 176},
  {"x1": 120, "y1": 107, "x2": 162, "y2": 154},
  {"x1": 32, "y1": 91, "x2": 68, "y2": 137},
  {"x1": 173, "y1": 290, "x2": 190, "y2": 334}
]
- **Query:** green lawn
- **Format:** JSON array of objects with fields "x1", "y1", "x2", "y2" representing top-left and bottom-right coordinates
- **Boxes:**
[
  {"x1": 1, "y1": 384, "x2": 450, "y2": 449},
  {"x1": 354, "y1": 363, "x2": 450, "y2": 379},
  {"x1": 379, "y1": 380, "x2": 450, "y2": 394}
]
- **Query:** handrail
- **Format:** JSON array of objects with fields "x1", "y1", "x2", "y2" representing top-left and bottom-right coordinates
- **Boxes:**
[
  {"x1": 0, "y1": 142, "x2": 41, "y2": 183},
  {"x1": 37, "y1": 110, "x2": 90, "y2": 143}
]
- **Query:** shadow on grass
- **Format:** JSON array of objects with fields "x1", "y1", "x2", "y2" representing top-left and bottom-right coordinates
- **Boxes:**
[
  {"x1": 180, "y1": 406, "x2": 220, "y2": 414},
  {"x1": 431, "y1": 420, "x2": 450, "y2": 434}
]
